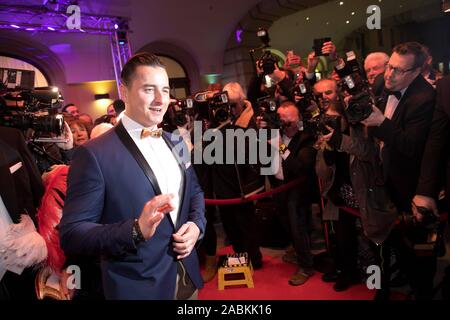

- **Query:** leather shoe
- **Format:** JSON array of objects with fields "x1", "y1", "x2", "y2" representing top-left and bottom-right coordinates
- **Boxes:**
[
  {"x1": 333, "y1": 274, "x2": 360, "y2": 292},
  {"x1": 288, "y1": 269, "x2": 314, "y2": 286},
  {"x1": 322, "y1": 271, "x2": 339, "y2": 283}
]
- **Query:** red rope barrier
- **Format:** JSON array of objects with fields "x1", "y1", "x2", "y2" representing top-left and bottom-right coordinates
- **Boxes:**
[{"x1": 204, "y1": 177, "x2": 305, "y2": 205}]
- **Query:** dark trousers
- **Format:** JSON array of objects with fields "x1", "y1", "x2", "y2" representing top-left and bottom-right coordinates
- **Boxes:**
[
  {"x1": 275, "y1": 187, "x2": 314, "y2": 272},
  {"x1": 219, "y1": 202, "x2": 262, "y2": 265},
  {"x1": 372, "y1": 225, "x2": 437, "y2": 300},
  {"x1": 201, "y1": 205, "x2": 217, "y2": 256},
  {"x1": 334, "y1": 210, "x2": 358, "y2": 276}
]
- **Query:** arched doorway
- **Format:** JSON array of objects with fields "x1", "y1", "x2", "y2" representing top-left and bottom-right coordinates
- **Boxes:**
[{"x1": 156, "y1": 55, "x2": 190, "y2": 98}]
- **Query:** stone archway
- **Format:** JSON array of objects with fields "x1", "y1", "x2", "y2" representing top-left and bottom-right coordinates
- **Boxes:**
[
  {"x1": 136, "y1": 41, "x2": 201, "y2": 93},
  {"x1": 0, "y1": 30, "x2": 67, "y2": 92}
]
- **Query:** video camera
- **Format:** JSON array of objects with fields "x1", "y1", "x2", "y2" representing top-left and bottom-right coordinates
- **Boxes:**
[
  {"x1": 0, "y1": 86, "x2": 65, "y2": 137},
  {"x1": 256, "y1": 96, "x2": 282, "y2": 130},
  {"x1": 334, "y1": 52, "x2": 376, "y2": 124}
]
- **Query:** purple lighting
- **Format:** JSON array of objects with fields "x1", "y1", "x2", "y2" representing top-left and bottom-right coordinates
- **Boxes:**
[
  {"x1": 10, "y1": 24, "x2": 20, "y2": 29},
  {"x1": 47, "y1": 26, "x2": 55, "y2": 31},
  {"x1": 235, "y1": 28, "x2": 243, "y2": 43},
  {"x1": 114, "y1": 24, "x2": 119, "y2": 30},
  {"x1": 25, "y1": 28, "x2": 35, "y2": 31}
]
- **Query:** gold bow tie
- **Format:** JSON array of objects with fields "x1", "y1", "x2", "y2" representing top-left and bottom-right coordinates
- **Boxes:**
[{"x1": 140, "y1": 128, "x2": 163, "y2": 139}]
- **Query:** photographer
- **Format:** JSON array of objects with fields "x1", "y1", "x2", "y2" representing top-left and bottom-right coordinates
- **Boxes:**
[
  {"x1": 338, "y1": 42, "x2": 436, "y2": 300},
  {"x1": 257, "y1": 101, "x2": 317, "y2": 285},
  {"x1": 0, "y1": 126, "x2": 47, "y2": 299},
  {"x1": 211, "y1": 82, "x2": 264, "y2": 269},
  {"x1": 314, "y1": 100, "x2": 361, "y2": 291}
]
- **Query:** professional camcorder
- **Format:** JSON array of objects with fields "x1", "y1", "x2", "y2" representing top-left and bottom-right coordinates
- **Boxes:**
[
  {"x1": 335, "y1": 51, "x2": 376, "y2": 124},
  {"x1": 0, "y1": 86, "x2": 64, "y2": 137}
]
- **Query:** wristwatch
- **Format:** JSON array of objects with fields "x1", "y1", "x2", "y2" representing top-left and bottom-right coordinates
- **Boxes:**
[
  {"x1": 279, "y1": 143, "x2": 287, "y2": 154},
  {"x1": 132, "y1": 219, "x2": 146, "y2": 244}
]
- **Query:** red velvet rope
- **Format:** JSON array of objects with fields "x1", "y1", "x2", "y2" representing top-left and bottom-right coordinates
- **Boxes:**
[{"x1": 204, "y1": 177, "x2": 305, "y2": 205}]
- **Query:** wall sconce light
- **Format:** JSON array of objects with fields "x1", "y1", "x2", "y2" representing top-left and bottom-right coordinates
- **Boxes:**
[
  {"x1": 443, "y1": 0, "x2": 450, "y2": 13},
  {"x1": 95, "y1": 93, "x2": 110, "y2": 100}
]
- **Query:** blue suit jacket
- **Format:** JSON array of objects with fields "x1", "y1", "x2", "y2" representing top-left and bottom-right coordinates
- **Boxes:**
[{"x1": 59, "y1": 125, "x2": 206, "y2": 299}]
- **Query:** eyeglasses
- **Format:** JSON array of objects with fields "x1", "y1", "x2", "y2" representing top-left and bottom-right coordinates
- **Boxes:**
[{"x1": 386, "y1": 64, "x2": 417, "y2": 76}]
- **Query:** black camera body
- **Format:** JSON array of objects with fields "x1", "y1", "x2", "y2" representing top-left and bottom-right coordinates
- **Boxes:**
[
  {"x1": 294, "y1": 77, "x2": 317, "y2": 111},
  {"x1": 0, "y1": 86, "x2": 64, "y2": 136},
  {"x1": 257, "y1": 50, "x2": 279, "y2": 76},
  {"x1": 207, "y1": 91, "x2": 232, "y2": 125},
  {"x1": 169, "y1": 97, "x2": 194, "y2": 127},
  {"x1": 257, "y1": 96, "x2": 282, "y2": 130},
  {"x1": 335, "y1": 52, "x2": 374, "y2": 124}
]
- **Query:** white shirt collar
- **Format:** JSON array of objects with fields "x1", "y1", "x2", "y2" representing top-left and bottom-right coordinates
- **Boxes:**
[{"x1": 121, "y1": 113, "x2": 159, "y2": 139}]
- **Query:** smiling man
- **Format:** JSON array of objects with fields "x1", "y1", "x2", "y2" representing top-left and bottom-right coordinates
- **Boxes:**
[{"x1": 59, "y1": 53, "x2": 206, "y2": 300}]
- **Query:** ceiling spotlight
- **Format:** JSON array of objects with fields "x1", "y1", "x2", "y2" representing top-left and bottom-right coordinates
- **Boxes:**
[
  {"x1": 339, "y1": 1, "x2": 344, "y2": 5},
  {"x1": 351, "y1": 11, "x2": 355, "y2": 15},
  {"x1": 346, "y1": 20, "x2": 350, "y2": 24},
  {"x1": 306, "y1": 17, "x2": 310, "y2": 21},
  {"x1": 47, "y1": 26, "x2": 55, "y2": 31}
]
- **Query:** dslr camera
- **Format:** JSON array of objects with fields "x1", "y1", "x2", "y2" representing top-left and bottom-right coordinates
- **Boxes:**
[
  {"x1": 194, "y1": 91, "x2": 232, "y2": 125},
  {"x1": 335, "y1": 51, "x2": 375, "y2": 124},
  {"x1": 256, "y1": 96, "x2": 282, "y2": 130},
  {"x1": 169, "y1": 97, "x2": 194, "y2": 127},
  {"x1": 252, "y1": 28, "x2": 279, "y2": 76}
]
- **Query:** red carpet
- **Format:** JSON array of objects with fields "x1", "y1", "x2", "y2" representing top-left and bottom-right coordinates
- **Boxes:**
[{"x1": 199, "y1": 246, "x2": 375, "y2": 300}]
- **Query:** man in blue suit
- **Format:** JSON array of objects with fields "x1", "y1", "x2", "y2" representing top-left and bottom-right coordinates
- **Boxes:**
[{"x1": 59, "y1": 53, "x2": 206, "y2": 300}]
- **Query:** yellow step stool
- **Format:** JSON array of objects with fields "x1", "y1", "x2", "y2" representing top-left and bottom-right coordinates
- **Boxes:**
[{"x1": 217, "y1": 253, "x2": 254, "y2": 290}]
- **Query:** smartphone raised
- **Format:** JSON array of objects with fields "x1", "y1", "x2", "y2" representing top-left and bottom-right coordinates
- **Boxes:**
[{"x1": 313, "y1": 37, "x2": 332, "y2": 56}]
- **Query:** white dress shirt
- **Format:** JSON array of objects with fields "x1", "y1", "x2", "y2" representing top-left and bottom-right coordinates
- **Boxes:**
[
  {"x1": 122, "y1": 114, "x2": 182, "y2": 227},
  {"x1": 384, "y1": 87, "x2": 408, "y2": 120},
  {"x1": 0, "y1": 195, "x2": 13, "y2": 281}
]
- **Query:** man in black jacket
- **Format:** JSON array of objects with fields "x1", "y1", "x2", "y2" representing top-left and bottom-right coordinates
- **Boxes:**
[
  {"x1": 413, "y1": 75, "x2": 450, "y2": 217},
  {"x1": 362, "y1": 42, "x2": 436, "y2": 299},
  {"x1": 259, "y1": 101, "x2": 317, "y2": 285}
]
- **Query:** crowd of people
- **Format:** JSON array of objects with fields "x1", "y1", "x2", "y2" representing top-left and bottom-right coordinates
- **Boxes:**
[{"x1": 0, "y1": 38, "x2": 449, "y2": 301}]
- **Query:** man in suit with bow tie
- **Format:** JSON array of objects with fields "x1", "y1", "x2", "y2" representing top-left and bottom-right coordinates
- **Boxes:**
[
  {"x1": 362, "y1": 42, "x2": 436, "y2": 299},
  {"x1": 59, "y1": 53, "x2": 206, "y2": 300}
]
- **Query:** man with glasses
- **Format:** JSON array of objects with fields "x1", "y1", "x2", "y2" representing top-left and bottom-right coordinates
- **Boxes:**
[{"x1": 361, "y1": 42, "x2": 436, "y2": 300}]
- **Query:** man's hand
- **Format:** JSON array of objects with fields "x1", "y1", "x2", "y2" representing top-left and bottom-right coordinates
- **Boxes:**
[
  {"x1": 361, "y1": 105, "x2": 386, "y2": 127},
  {"x1": 138, "y1": 194, "x2": 175, "y2": 240},
  {"x1": 322, "y1": 41, "x2": 337, "y2": 61},
  {"x1": 56, "y1": 122, "x2": 73, "y2": 150},
  {"x1": 412, "y1": 195, "x2": 438, "y2": 222},
  {"x1": 268, "y1": 64, "x2": 286, "y2": 83},
  {"x1": 256, "y1": 116, "x2": 268, "y2": 129},
  {"x1": 307, "y1": 51, "x2": 319, "y2": 74},
  {"x1": 172, "y1": 223, "x2": 200, "y2": 259}
]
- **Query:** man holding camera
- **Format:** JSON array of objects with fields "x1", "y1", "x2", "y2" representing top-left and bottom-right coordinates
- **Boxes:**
[
  {"x1": 211, "y1": 82, "x2": 264, "y2": 269},
  {"x1": 258, "y1": 101, "x2": 317, "y2": 285},
  {"x1": 413, "y1": 75, "x2": 450, "y2": 219},
  {"x1": 361, "y1": 42, "x2": 436, "y2": 299}
]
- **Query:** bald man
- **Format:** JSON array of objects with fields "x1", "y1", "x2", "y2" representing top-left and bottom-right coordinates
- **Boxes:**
[{"x1": 364, "y1": 52, "x2": 389, "y2": 85}]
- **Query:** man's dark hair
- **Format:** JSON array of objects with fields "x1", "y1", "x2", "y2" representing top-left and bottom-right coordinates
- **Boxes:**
[
  {"x1": 61, "y1": 103, "x2": 76, "y2": 113},
  {"x1": 120, "y1": 52, "x2": 165, "y2": 87},
  {"x1": 113, "y1": 99, "x2": 125, "y2": 114},
  {"x1": 393, "y1": 42, "x2": 427, "y2": 70}
]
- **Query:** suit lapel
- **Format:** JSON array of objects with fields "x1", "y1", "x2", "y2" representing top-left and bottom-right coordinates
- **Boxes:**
[
  {"x1": 162, "y1": 133, "x2": 187, "y2": 230},
  {"x1": 115, "y1": 121, "x2": 162, "y2": 195},
  {"x1": 0, "y1": 142, "x2": 20, "y2": 222}
]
